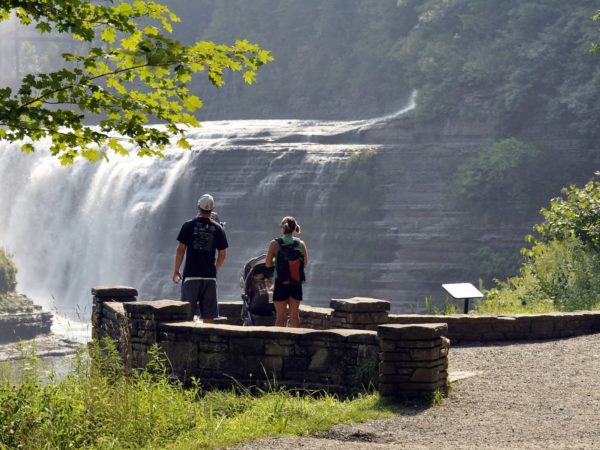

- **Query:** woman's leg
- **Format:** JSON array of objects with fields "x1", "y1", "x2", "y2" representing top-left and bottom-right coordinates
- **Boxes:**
[
  {"x1": 274, "y1": 301, "x2": 288, "y2": 327},
  {"x1": 288, "y1": 298, "x2": 301, "y2": 328}
]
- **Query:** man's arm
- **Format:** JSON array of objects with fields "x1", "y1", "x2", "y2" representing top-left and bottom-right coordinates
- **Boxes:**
[
  {"x1": 173, "y1": 242, "x2": 186, "y2": 283},
  {"x1": 216, "y1": 248, "x2": 227, "y2": 272}
]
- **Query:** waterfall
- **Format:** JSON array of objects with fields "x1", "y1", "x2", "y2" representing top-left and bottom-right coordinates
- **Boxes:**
[{"x1": 0, "y1": 118, "x2": 391, "y2": 316}]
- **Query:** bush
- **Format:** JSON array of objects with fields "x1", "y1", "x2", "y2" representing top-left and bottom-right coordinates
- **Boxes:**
[
  {"x1": 0, "y1": 248, "x2": 17, "y2": 294},
  {"x1": 477, "y1": 173, "x2": 600, "y2": 313},
  {"x1": 478, "y1": 237, "x2": 600, "y2": 313},
  {"x1": 532, "y1": 172, "x2": 600, "y2": 250}
]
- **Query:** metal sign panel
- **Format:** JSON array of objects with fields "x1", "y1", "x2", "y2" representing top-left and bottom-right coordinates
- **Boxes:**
[{"x1": 442, "y1": 283, "x2": 484, "y2": 299}]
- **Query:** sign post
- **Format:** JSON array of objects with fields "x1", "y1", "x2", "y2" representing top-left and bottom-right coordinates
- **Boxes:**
[{"x1": 441, "y1": 283, "x2": 484, "y2": 314}]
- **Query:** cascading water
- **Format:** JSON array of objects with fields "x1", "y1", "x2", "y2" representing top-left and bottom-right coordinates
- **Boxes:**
[{"x1": 0, "y1": 116, "x2": 399, "y2": 317}]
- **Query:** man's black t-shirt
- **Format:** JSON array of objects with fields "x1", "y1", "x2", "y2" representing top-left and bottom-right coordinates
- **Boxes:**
[{"x1": 177, "y1": 217, "x2": 228, "y2": 279}]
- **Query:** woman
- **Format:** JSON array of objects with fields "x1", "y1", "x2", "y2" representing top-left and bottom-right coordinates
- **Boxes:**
[{"x1": 265, "y1": 216, "x2": 308, "y2": 327}]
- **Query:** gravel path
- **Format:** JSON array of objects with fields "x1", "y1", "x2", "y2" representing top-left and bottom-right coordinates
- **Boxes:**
[{"x1": 236, "y1": 333, "x2": 600, "y2": 449}]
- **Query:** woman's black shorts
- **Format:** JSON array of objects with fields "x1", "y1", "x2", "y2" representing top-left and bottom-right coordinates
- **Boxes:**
[{"x1": 273, "y1": 279, "x2": 303, "y2": 302}]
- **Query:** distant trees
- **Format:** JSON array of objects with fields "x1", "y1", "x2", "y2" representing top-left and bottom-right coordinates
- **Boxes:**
[
  {"x1": 454, "y1": 138, "x2": 544, "y2": 222},
  {"x1": 394, "y1": 0, "x2": 600, "y2": 140},
  {"x1": 0, "y1": 1, "x2": 272, "y2": 163}
]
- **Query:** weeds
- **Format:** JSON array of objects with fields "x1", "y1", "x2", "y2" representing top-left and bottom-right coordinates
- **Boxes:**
[{"x1": 0, "y1": 339, "x2": 395, "y2": 449}]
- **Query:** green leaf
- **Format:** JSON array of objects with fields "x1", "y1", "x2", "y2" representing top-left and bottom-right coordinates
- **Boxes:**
[
  {"x1": 101, "y1": 28, "x2": 116, "y2": 44},
  {"x1": 21, "y1": 143, "x2": 34, "y2": 154},
  {"x1": 176, "y1": 138, "x2": 191, "y2": 150},
  {"x1": 182, "y1": 95, "x2": 203, "y2": 111}
]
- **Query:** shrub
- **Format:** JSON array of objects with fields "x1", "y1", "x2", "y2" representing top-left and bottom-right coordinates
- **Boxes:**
[
  {"x1": 477, "y1": 173, "x2": 600, "y2": 313},
  {"x1": 0, "y1": 248, "x2": 17, "y2": 294},
  {"x1": 478, "y1": 238, "x2": 600, "y2": 313}
]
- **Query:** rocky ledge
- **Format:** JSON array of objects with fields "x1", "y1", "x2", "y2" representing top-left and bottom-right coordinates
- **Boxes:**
[{"x1": 0, "y1": 292, "x2": 53, "y2": 343}]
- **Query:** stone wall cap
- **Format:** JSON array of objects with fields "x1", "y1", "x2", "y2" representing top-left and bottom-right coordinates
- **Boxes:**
[
  {"x1": 330, "y1": 297, "x2": 391, "y2": 312},
  {"x1": 300, "y1": 305, "x2": 334, "y2": 314},
  {"x1": 378, "y1": 323, "x2": 448, "y2": 339},
  {"x1": 159, "y1": 322, "x2": 377, "y2": 341},
  {"x1": 124, "y1": 300, "x2": 189, "y2": 314},
  {"x1": 104, "y1": 302, "x2": 126, "y2": 315},
  {"x1": 92, "y1": 286, "x2": 138, "y2": 298}
]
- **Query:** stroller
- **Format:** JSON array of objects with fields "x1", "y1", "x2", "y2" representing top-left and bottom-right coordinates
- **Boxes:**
[{"x1": 240, "y1": 254, "x2": 276, "y2": 326}]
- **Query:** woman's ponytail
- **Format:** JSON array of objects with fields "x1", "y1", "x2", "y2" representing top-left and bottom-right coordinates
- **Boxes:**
[{"x1": 281, "y1": 216, "x2": 300, "y2": 234}]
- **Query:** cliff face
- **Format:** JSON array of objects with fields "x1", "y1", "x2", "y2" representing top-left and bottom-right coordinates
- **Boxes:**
[
  {"x1": 0, "y1": 114, "x2": 547, "y2": 314},
  {"x1": 126, "y1": 115, "x2": 535, "y2": 311}
]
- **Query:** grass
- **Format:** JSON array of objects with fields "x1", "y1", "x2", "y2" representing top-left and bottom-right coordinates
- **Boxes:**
[{"x1": 0, "y1": 339, "x2": 397, "y2": 449}]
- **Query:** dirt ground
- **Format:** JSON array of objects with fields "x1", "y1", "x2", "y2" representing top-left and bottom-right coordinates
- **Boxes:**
[{"x1": 236, "y1": 333, "x2": 600, "y2": 450}]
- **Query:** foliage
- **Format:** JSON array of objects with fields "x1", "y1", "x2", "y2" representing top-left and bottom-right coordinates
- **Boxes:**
[
  {"x1": 454, "y1": 138, "x2": 547, "y2": 222},
  {"x1": 0, "y1": 1, "x2": 272, "y2": 164},
  {"x1": 591, "y1": 8, "x2": 600, "y2": 52},
  {"x1": 0, "y1": 248, "x2": 17, "y2": 294},
  {"x1": 469, "y1": 247, "x2": 522, "y2": 288},
  {"x1": 324, "y1": 149, "x2": 398, "y2": 289},
  {"x1": 477, "y1": 237, "x2": 600, "y2": 313},
  {"x1": 394, "y1": 0, "x2": 600, "y2": 140},
  {"x1": 423, "y1": 296, "x2": 461, "y2": 315},
  {"x1": 476, "y1": 174, "x2": 600, "y2": 314},
  {"x1": 0, "y1": 338, "x2": 395, "y2": 449},
  {"x1": 179, "y1": 0, "x2": 412, "y2": 119},
  {"x1": 330, "y1": 149, "x2": 379, "y2": 220},
  {"x1": 531, "y1": 172, "x2": 600, "y2": 250}
]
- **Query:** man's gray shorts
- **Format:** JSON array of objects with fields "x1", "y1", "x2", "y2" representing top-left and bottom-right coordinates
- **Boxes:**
[{"x1": 181, "y1": 278, "x2": 218, "y2": 320}]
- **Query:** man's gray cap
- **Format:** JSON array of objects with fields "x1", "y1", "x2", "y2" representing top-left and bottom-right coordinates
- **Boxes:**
[{"x1": 198, "y1": 194, "x2": 215, "y2": 211}]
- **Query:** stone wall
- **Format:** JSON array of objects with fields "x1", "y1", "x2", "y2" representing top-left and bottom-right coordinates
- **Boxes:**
[
  {"x1": 217, "y1": 298, "x2": 600, "y2": 342},
  {"x1": 387, "y1": 313, "x2": 600, "y2": 342},
  {"x1": 92, "y1": 287, "x2": 449, "y2": 399},
  {"x1": 378, "y1": 324, "x2": 449, "y2": 399},
  {"x1": 159, "y1": 323, "x2": 379, "y2": 394}
]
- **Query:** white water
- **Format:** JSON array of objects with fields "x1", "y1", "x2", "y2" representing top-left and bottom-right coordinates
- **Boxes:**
[{"x1": 0, "y1": 98, "x2": 416, "y2": 317}]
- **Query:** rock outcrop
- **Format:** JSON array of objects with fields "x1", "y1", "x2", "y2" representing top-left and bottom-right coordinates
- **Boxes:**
[{"x1": 0, "y1": 292, "x2": 52, "y2": 343}]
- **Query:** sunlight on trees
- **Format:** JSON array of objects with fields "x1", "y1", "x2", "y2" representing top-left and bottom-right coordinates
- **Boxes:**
[{"x1": 0, "y1": 1, "x2": 273, "y2": 164}]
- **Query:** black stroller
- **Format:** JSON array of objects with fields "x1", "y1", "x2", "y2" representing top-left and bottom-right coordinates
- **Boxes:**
[{"x1": 240, "y1": 254, "x2": 276, "y2": 326}]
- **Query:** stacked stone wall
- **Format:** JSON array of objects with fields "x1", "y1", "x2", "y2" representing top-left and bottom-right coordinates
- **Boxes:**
[
  {"x1": 91, "y1": 286, "x2": 138, "y2": 340},
  {"x1": 330, "y1": 298, "x2": 390, "y2": 330},
  {"x1": 91, "y1": 288, "x2": 448, "y2": 398},
  {"x1": 124, "y1": 300, "x2": 189, "y2": 368},
  {"x1": 378, "y1": 324, "x2": 449, "y2": 399},
  {"x1": 216, "y1": 299, "x2": 600, "y2": 342},
  {"x1": 92, "y1": 285, "x2": 600, "y2": 400},
  {"x1": 388, "y1": 312, "x2": 600, "y2": 342},
  {"x1": 159, "y1": 323, "x2": 379, "y2": 394}
]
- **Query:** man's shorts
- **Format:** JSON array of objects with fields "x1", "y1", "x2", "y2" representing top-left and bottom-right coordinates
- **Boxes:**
[
  {"x1": 181, "y1": 278, "x2": 219, "y2": 320},
  {"x1": 272, "y1": 279, "x2": 303, "y2": 302}
]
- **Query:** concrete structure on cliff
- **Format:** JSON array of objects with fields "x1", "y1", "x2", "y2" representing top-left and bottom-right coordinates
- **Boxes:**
[{"x1": 92, "y1": 286, "x2": 600, "y2": 400}]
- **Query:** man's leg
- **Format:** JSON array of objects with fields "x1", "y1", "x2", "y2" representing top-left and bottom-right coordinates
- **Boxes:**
[
  {"x1": 198, "y1": 279, "x2": 219, "y2": 323},
  {"x1": 181, "y1": 280, "x2": 200, "y2": 321}
]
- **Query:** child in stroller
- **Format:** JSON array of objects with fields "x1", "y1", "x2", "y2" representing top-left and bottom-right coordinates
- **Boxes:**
[{"x1": 240, "y1": 254, "x2": 276, "y2": 326}]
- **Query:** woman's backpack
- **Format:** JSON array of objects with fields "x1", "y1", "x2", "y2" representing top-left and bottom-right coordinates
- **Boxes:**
[{"x1": 275, "y1": 238, "x2": 305, "y2": 284}]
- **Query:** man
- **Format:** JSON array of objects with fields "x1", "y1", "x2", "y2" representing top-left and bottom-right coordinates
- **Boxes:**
[{"x1": 172, "y1": 194, "x2": 228, "y2": 323}]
